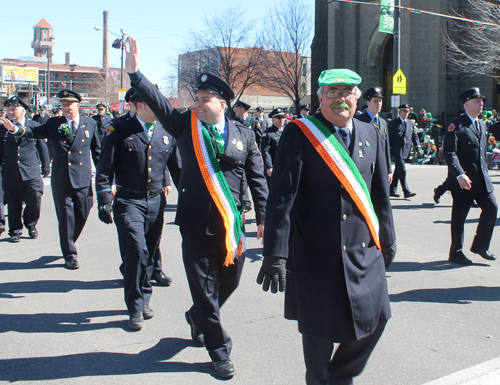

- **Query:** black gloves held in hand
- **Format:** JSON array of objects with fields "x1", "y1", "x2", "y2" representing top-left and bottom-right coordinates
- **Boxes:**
[
  {"x1": 256, "y1": 256, "x2": 286, "y2": 293},
  {"x1": 382, "y1": 242, "x2": 397, "y2": 270},
  {"x1": 98, "y1": 202, "x2": 113, "y2": 224}
]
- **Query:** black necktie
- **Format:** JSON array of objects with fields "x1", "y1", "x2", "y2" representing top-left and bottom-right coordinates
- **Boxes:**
[
  {"x1": 339, "y1": 127, "x2": 351, "y2": 148},
  {"x1": 475, "y1": 120, "x2": 481, "y2": 135}
]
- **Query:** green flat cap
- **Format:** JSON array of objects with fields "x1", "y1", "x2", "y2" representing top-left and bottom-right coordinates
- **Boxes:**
[{"x1": 318, "y1": 69, "x2": 362, "y2": 87}]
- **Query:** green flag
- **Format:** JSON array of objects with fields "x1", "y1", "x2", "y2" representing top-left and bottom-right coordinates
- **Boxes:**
[{"x1": 379, "y1": 0, "x2": 395, "y2": 34}]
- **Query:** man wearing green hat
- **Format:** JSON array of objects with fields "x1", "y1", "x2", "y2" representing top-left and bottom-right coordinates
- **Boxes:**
[{"x1": 258, "y1": 69, "x2": 396, "y2": 385}]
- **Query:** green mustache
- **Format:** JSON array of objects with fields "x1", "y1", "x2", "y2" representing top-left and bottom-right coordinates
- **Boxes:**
[{"x1": 330, "y1": 102, "x2": 350, "y2": 110}]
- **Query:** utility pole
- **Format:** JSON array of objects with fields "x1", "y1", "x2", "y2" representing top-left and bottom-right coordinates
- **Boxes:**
[{"x1": 392, "y1": 0, "x2": 401, "y2": 119}]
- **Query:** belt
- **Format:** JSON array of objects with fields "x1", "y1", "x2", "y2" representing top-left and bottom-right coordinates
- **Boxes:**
[{"x1": 117, "y1": 186, "x2": 163, "y2": 198}]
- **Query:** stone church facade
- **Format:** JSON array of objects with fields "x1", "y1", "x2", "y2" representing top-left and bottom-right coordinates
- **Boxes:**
[{"x1": 311, "y1": 0, "x2": 496, "y2": 124}]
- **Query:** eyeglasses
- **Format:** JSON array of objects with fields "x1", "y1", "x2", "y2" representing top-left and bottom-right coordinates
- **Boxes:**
[{"x1": 325, "y1": 89, "x2": 357, "y2": 99}]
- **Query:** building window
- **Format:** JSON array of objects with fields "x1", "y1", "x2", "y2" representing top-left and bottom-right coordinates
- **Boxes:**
[
  {"x1": 90, "y1": 75, "x2": 93, "y2": 80},
  {"x1": 50, "y1": 73, "x2": 54, "y2": 78},
  {"x1": 64, "y1": 73, "x2": 68, "y2": 78},
  {"x1": 55, "y1": 73, "x2": 59, "y2": 78},
  {"x1": 83, "y1": 84, "x2": 87, "y2": 89},
  {"x1": 83, "y1": 74, "x2": 87, "y2": 78},
  {"x1": 70, "y1": 74, "x2": 74, "y2": 79}
]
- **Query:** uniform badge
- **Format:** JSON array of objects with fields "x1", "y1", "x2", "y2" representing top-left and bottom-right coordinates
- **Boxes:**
[
  {"x1": 63, "y1": 91, "x2": 68, "y2": 96},
  {"x1": 358, "y1": 150, "x2": 364, "y2": 158},
  {"x1": 85, "y1": 130, "x2": 90, "y2": 138},
  {"x1": 201, "y1": 74, "x2": 207, "y2": 82},
  {"x1": 106, "y1": 126, "x2": 115, "y2": 136},
  {"x1": 365, "y1": 141, "x2": 370, "y2": 147},
  {"x1": 358, "y1": 142, "x2": 363, "y2": 147},
  {"x1": 257, "y1": 123, "x2": 261, "y2": 128},
  {"x1": 163, "y1": 136, "x2": 169, "y2": 145},
  {"x1": 236, "y1": 140, "x2": 244, "y2": 151},
  {"x1": 448, "y1": 123, "x2": 456, "y2": 131}
]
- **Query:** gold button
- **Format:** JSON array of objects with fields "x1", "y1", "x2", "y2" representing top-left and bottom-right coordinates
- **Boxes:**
[
  {"x1": 148, "y1": 167, "x2": 152, "y2": 172},
  {"x1": 79, "y1": 162, "x2": 82, "y2": 165},
  {"x1": 342, "y1": 246, "x2": 346, "y2": 251},
  {"x1": 79, "y1": 151, "x2": 82, "y2": 154},
  {"x1": 68, "y1": 151, "x2": 71, "y2": 154},
  {"x1": 148, "y1": 156, "x2": 152, "y2": 161},
  {"x1": 148, "y1": 179, "x2": 151, "y2": 183},
  {"x1": 166, "y1": 149, "x2": 168, "y2": 152},
  {"x1": 342, "y1": 214, "x2": 347, "y2": 220},
  {"x1": 82, "y1": 139, "x2": 85, "y2": 142},
  {"x1": 129, "y1": 148, "x2": 132, "y2": 151},
  {"x1": 148, "y1": 145, "x2": 152, "y2": 149},
  {"x1": 68, "y1": 163, "x2": 71, "y2": 166},
  {"x1": 361, "y1": 242, "x2": 366, "y2": 248}
]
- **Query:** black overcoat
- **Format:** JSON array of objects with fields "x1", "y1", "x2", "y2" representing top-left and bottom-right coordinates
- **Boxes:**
[
  {"x1": 355, "y1": 112, "x2": 391, "y2": 174},
  {"x1": 388, "y1": 117, "x2": 420, "y2": 160}
]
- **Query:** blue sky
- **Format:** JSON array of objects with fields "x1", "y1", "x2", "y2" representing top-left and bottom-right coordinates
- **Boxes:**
[{"x1": 1, "y1": 0, "x2": 314, "y2": 90}]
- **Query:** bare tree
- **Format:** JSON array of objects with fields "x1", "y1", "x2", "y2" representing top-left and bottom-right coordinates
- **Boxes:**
[
  {"x1": 258, "y1": 0, "x2": 313, "y2": 113},
  {"x1": 177, "y1": 7, "x2": 265, "y2": 108},
  {"x1": 88, "y1": 69, "x2": 128, "y2": 107},
  {"x1": 444, "y1": 0, "x2": 500, "y2": 79}
]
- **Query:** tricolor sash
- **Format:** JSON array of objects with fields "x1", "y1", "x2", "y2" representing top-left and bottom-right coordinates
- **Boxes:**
[
  {"x1": 191, "y1": 112, "x2": 246, "y2": 266},
  {"x1": 294, "y1": 116, "x2": 381, "y2": 250}
]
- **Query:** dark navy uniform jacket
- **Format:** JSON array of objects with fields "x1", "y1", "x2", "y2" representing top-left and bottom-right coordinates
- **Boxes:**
[
  {"x1": 129, "y1": 71, "x2": 268, "y2": 236},
  {"x1": 261, "y1": 125, "x2": 282, "y2": 170},
  {"x1": 236, "y1": 115, "x2": 263, "y2": 150},
  {"x1": 355, "y1": 112, "x2": 391, "y2": 174},
  {"x1": 17, "y1": 115, "x2": 101, "y2": 189},
  {"x1": 388, "y1": 117, "x2": 420, "y2": 159},
  {"x1": 96, "y1": 116, "x2": 174, "y2": 206},
  {"x1": 444, "y1": 114, "x2": 493, "y2": 195},
  {"x1": 33, "y1": 113, "x2": 50, "y2": 125},
  {"x1": 263, "y1": 114, "x2": 395, "y2": 342},
  {"x1": 92, "y1": 114, "x2": 113, "y2": 140},
  {"x1": 0, "y1": 119, "x2": 50, "y2": 181}
]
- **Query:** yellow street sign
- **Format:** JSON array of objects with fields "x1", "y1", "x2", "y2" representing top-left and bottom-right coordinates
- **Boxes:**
[{"x1": 393, "y1": 69, "x2": 406, "y2": 95}]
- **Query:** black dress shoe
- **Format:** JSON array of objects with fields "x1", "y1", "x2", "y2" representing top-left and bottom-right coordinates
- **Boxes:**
[
  {"x1": 151, "y1": 271, "x2": 172, "y2": 286},
  {"x1": 213, "y1": 359, "x2": 236, "y2": 378},
  {"x1": 29, "y1": 228, "x2": 38, "y2": 239},
  {"x1": 64, "y1": 258, "x2": 80, "y2": 270},
  {"x1": 143, "y1": 304, "x2": 154, "y2": 320},
  {"x1": 185, "y1": 311, "x2": 205, "y2": 346},
  {"x1": 244, "y1": 203, "x2": 252, "y2": 212},
  {"x1": 9, "y1": 234, "x2": 21, "y2": 243},
  {"x1": 470, "y1": 248, "x2": 496, "y2": 261},
  {"x1": 449, "y1": 251, "x2": 473, "y2": 266},
  {"x1": 404, "y1": 192, "x2": 417, "y2": 198},
  {"x1": 389, "y1": 191, "x2": 400, "y2": 197},
  {"x1": 129, "y1": 312, "x2": 144, "y2": 330},
  {"x1": 433, "y1": 188, "x2": 440, "y2": 204}
]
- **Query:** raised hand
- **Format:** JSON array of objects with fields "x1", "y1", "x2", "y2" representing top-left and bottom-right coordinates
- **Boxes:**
[
  {"x1": 125, "y1": 37, "x2": 139, "y2": 74},
  {"x1": 0, "y1": 117, "x2": 16, "y2": 132}
]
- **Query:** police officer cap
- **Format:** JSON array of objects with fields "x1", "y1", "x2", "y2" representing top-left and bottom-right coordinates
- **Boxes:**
[
  {"x1": 363, "y1": 87, "x2": 384, "y2": 100},
  {"x1": 58, "y1": 89, "x2": 82, "y2": 103},
  {"x1": 300, "y1": 104, "x2": 310, "y2": 111},
  {"x1": 96, "y1": 103, "x2": 106, "y2": 109},
  {"x1": 460, "y1": 87, "x2": 486, "y2": 104},
  {"x1": 269, "y1": 107, "x2": 286, "y2": 118},
  {"x1": 234, "y1": 100, "x2": 251, "y2": 110},
  {"x1": 195, "y1": 73, "x2": 234, "y2": 103},
  {"x1": 128, "y1": 91, "x2": 143, "y2": 103},
  {"x1": 398, "y1": 104, "x2": 411, "y2": 111},
  {"x1": 256, "y1": 106, "x2": 264, "y2": 112},
  {"x1": 39, "y1": 106, "x2": 46, "y2": 111},
  {"x1": 4, "y1": 96, "x2": 29, "y2": 110},
  {"x1": 124, "y1": 88, "x2": 135, "y2": 103},
  {"x1": 318, "y1": 68, "x2": 362, "y2": 87}
]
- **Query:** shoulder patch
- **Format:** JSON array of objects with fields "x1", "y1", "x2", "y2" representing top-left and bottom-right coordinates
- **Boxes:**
[
  {"x1": 106, "y1": 125, "x2": 115, "y2": 136},
  {"x1": 448, "y1": 123, "x2": 456, "y2": 132}
]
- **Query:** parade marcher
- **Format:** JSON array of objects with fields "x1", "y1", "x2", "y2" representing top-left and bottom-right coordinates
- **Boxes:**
[
  {"x1": 257, "y1": 69, "x2": 396, "y2": 385},
  {"x1": 96, "y1": 90, "x2": 174, "y2": 330},
  {"x1": 261, "y1": 107, "x2": 286, "y2": 185},
  {"x1": 0, "y1": 174, "x2": 5, "y2": 236},
  {"x1": 0, "y1": 90, "x2": 101, "y2": 269},
  {"x1": 92, "y1": 103, "x2": 112, "y2": 141},
  {"x1": 388, "y1": 104, "x2": 422, "y2": 198},
  {"x1": 0, "y1": 96, "x2": 50, "y2": 242},
  {"x1": 254, "y1": 106, "x2": 270, "y2": 146},
  {"x1": 297, "y1": 104, "x2": 310, "y2": 118},
  {"x1": 443, "y1": 87, "x2": 497, "y2": 266},
  {"x1": 33, "y1": 106, "x2": 50, "y2": 125},
  {"x1": 355, "y1": 86, "x2": 392, "y2": 183},
  {"x1": 125, "y1": 37, "x2": 268, "y2": 378}
]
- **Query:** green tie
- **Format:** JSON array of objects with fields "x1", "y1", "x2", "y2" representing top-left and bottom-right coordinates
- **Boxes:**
[
  {"x1": 145, "y1": 122, "x2": 154, "y2": 141},
  {"x1": 209, "y1": 125, "x2": 225, "y2": 155}
]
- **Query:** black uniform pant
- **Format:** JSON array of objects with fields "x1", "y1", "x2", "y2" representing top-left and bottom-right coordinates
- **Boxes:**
[
  {"x1": 435, "y1": 178, "x2": 448, "y2": 198},
  {"x1": 52, "y1": 183, "x2": 93, "y2": 259},
  {"x1": 153, "y1": 248, "x2": 163, "y2": 275},
  {"x1": 114, "y1": 190, "x2": 165, "y2": 315},
  {"x1": 302, "y1": 320, "x2": 387, "y2": 385},
  {"x1": 5, "y1": 177, "x2": 43, "y2": 236},
  {"x1": 0, "y1": 178, "x2": 5, "y2": 227},
  {"x1": 450, "y1": 189, "x2": 497, "y2": 256},
  {"x1": 181, "y1": 227, "x2": 245, "y2": 362},
  {"x1": 390, "y1": 154, "x2": 410, "y2": 195}
]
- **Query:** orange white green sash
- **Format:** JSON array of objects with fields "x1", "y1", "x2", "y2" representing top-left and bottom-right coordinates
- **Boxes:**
[
  {"x1": 191, "y1": 112, "x2": 245, "y2": 266},
  {"x1": 294, "y1": 116, "x2": 381, "y2": 250}
]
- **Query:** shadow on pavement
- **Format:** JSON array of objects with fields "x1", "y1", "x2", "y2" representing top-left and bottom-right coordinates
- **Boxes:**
[
  {"x1": 388, "y1": 260, "x2": 467, "y2": 272},
  {"x1": 0, "y1": 337, "x2": 212, "y2": 381},
  {"x1": 245, "y1": 247, "x2": 263, "y2": 263},
  {"x1": 0, "y1": 255, "x2": 65, "y2": 270},
  {"x1": 390, "y1": 285, "x2": 500, "y2": 304},
  {"x1": 0, "y1": 279, "x2": 122, "y2": 298}
]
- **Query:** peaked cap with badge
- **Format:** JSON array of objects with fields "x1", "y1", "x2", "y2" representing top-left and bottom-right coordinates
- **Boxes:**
[
  {"x1": 459, "y1": 87, "x2": 486, "y2": 104},
  {"x1": 4, "y1": 96, "x2": 30, "y2": 110},
  {"x1": 398, "y1": 104, "x2": 411, "y2": 111},
  {"x1": 363, "y1": 87, "x2": 384, "y2": 101},
  {"x1": 234, "y1": 100, "x2": 251, "y2": 110},
  {"x1": 195, "y1": 72, "x2": 234, "y2": 103},
  {"x1": 269, "y1": 108, "x2": 286, "y2": 118},
  {"x1": 58, "y1": 89, "x2": 82, "y2": 103}
]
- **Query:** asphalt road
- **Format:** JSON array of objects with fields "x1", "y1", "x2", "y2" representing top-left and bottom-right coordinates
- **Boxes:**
[{"x1": 1, "y1": 163, "x2": 500, "y2": 384}]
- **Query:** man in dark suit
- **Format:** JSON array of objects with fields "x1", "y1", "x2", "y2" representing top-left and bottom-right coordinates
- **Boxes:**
[
  {"x1": 0, "y1": 90, "x2": 101, "y2": 269},
  {"x1": 96, "y1": 91, "x2": 174, "y2": 330},
  {"x1": 257, "y1": 69, "x2": 396, "y2": 385},
  {"x1": 388, "y1": 104, "x2": 421, "y2": 198},
  {"x1": 261, "y1": 107, "x2": 286, "y2": 185},
  {"x1": 0, "y1": 96, "x2": 50, "y2": 242},
  {"x1": 125, "y1": 37, "x2": 268, "y2": 378},
  {"x1": 297, "y1": 104, "x2": 310, "y2": 118},
  {"x1": 92, "y1": 103, "x2": 112, "y2": 141},
  {"x1": 254, "y1": 106, "x2": 270, "y2": 146},
  {"x1": 444, "y1": 87, "x2": 497, "y2": 266},
  {"x1": 33, "y1": 106, "x2": 50, "y2": 125},
  {"x1": 355, "y1": 87, "x2": 393, "y2": 185}
]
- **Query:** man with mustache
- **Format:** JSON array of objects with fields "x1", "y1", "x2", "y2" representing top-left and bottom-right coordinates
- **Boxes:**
[{"x1": 258, "y1": 69, "x2": 396, "y2": 385}]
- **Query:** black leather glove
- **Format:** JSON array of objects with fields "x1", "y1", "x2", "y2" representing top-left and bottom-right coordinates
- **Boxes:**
[
  {"x1": 382, "y1": 242, "x2": 397, "y2": 270},
  {"x1": 98, "y1": 202, "x2": 113, "y2": 224},
  {"x1": 42, "y1": 171, "x2": 50, "y2": 178},
  {"x1": 256, "y1": 256, "x2": 286, "y2": 293}
]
